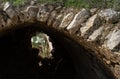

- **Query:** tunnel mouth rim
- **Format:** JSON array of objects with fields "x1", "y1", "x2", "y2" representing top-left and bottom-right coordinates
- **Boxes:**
[{"x1": 0, "y1": 21, "x2": 117, "y2": 79}]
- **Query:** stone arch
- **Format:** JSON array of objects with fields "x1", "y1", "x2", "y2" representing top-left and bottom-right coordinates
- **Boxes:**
[
  {"x1": 0, "y1": 21, "x2": 116, "y2": 79},
  {"x1": 0, "y1": 2, "x2": 119, "y2": 79}
]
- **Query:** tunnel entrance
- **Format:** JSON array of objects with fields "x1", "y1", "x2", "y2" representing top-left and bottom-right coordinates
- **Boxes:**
[
  {"x1": 0, "y1": 22, "x2": 116, "y2": 79},
  {"x1": 31, "y1": 32, "x2": 53, "y2": 59},
  {"x1": 30, "y1": 32, "x2": 76, "y2": 79}
]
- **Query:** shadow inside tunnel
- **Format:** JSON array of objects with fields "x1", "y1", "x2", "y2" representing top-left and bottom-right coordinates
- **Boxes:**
[{"x1": 0, "y1": 23, "x2": 116, "y2": 79}]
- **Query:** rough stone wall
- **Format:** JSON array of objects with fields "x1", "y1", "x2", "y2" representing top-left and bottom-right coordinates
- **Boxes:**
[{"x1": 0, "y1": 2, "x2": 120, "y2": 79}]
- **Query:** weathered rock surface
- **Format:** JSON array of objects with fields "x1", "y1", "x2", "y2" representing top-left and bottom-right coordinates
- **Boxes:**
[
  {"x1": 24, "y1": 6, "x2": 39, "y2": 21},
  {"x1": 66, "y1": 8, "x2": 91, "y2": 34},
  {"x1": 88, "y1": 26, "x2": 104, "y2": 41},
  {"x1": 0, "y1": 2, "x2": 120, "y2": 79},
  {"x1": 98, "y1": 9, "x2": 119, "y2": 23},
  {"x1": 106, "y1": 27, "x2": 120, "y2": 51},
  {"x1": 3, "y1": 2, "x2": 18, "y2": 25},
  {"x1": 47, "y1": 11, "x2": 57, "y2": 26},
  {"x1": 80, "y1": 14, "x2": 102, "y2": 38},
  {"x1": 59, "y1": 12, "x2": 74, "y2": 29}
]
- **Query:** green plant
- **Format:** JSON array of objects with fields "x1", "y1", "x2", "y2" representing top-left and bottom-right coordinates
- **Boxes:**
[
  {"x1": 31, "y1": 33, "x2": 53, "y2": 58},
  {"x1": 12, "y1": 0, "x2": 25, "y2": 6},
  {"x1": 1, "y1": 0, "x2": 26, "y2": 6},
  {"x1": 1, "y1": 0, "x2": 120, "y2": 11}
]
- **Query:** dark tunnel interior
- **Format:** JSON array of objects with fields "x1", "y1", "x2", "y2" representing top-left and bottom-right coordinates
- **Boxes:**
[{"x1": 0, "y1": 23, "x2": 116, "y2": 79}]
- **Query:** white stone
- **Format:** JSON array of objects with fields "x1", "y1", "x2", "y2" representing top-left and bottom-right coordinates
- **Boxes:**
[
  {"x1": 37, "y1": 5, "x2": 49, "y2": 22},
  {"x1": 3, "y1": 2, "x2": 11, "y2": 11},
  {"x1": 88, "y1": 26, "x2": 103, "y2": 41},
  {"x1": 80, "y1": 14, "x2": 100, "y2": 36},
  {"x1": 3, "y1": 2, "x2": 15, "y2": 18},
  {"x1": 59, "y1": 12, "x2": 74, "y2": 28},
  {"x1": 24, "y1": 6, "x2": 38, "y2": 12},
  {"x1": 90, "y1": 8, "x2": 97, "y2": 15},
  {"x1": 106, "y1": 29, "x2": 120, "y2": 50},
  {"x1": 98, "y1": 9, "x2": 119, "y2": 23},
  {"x1": 66, "y1": 8, "x2": 90, "y2": 33}
]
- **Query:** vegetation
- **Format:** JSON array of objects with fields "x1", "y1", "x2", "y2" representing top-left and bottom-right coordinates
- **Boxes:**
[
  {"x1": 31, "y1": 33, "x2": 53, "y2": 58},
  {"x1": 0, "y1": 0, "x2": 26, "y2": 6},
  {"x1": 1, "y1": 0, "x2": 120, "y2": 10}
]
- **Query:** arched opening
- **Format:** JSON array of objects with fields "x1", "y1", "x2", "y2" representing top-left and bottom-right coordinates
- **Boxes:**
[
  {"x1": 0, "y1": 22, "x2": 116, "y2": 79},
  {"x1": 31, "y1": 32, "x2": 53, "y2": 59}
]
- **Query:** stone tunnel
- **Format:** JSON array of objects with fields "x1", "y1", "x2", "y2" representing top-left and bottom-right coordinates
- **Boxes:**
[{"x1": 0, "y1": 2, "x2": 120, "y2": 79}]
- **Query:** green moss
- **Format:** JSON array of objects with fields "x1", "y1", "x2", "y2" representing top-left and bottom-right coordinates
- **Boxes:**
[{"x1": 1, "y1": 0, "x2": 120, "y2": 10}]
